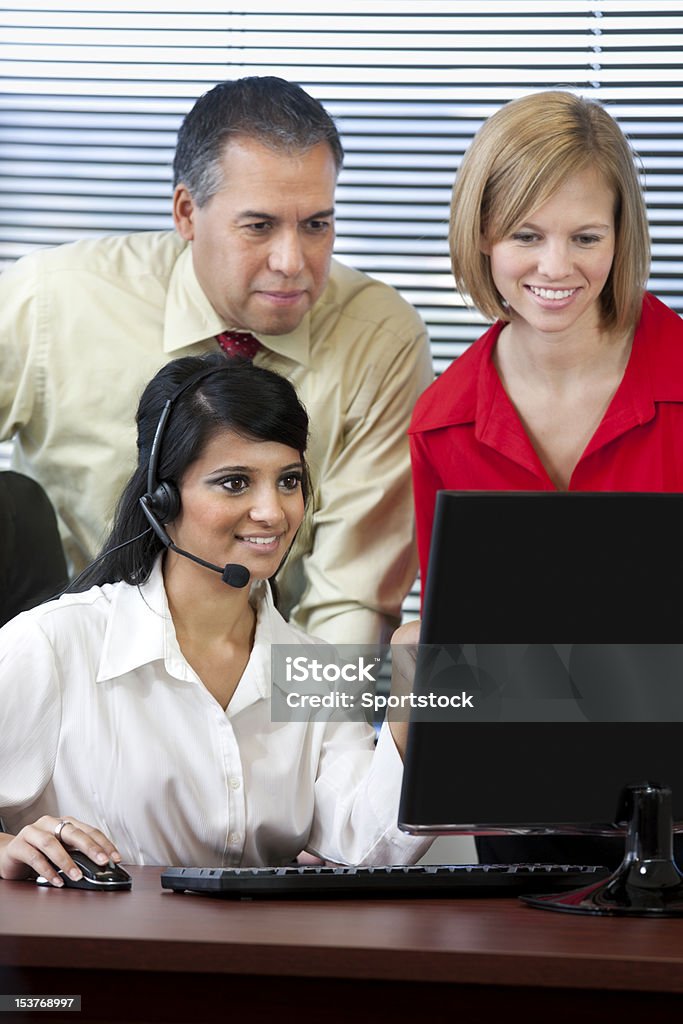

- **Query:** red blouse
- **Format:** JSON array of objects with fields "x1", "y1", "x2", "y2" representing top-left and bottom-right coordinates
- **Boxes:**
[{"x1": 409, "y1": 293, "x2": 683, "y2": 598}]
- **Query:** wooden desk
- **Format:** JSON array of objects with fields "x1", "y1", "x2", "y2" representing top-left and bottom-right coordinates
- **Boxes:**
[{"x1": 2, "y1": 866, "x2": 683, "y2": 1023}]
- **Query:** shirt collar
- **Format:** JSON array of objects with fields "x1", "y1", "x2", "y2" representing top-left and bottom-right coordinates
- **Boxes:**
[
  {"x1": 474, "y1": 315, "x2": 660, "y2": 468},
  {"x1": 96, "y1": 559, "x2": 285, "y2": 710},
  {"x1": 410, "y1": 295, "x2": 683, "y2": 480},
  {"x1": 163, "y1": 244, "x2": 223, "y2": 352},
  {"x1": 409, "y1": 320, "x2": 501, "y2": 435},
  {"x1": 97, "y1": 557, "x2": 180, "y2": 683},
  {"x1": 579, "y1": 292, "x2": 683, "y2": 459},
  {"x1": 163, "y1": 239, "x2": 312, "y2": 367},
  {"x1": 412, "y1": 294, "x2": 683, "y2": 438},
  {"x1": 636, "y1": 292, "x2": 683, "y2": 402},
  {"x1": 474, "y1": 326, "x2": 548, "y2": 475},
  {"x1": 259, "y1": 318, "x2": 312, "y2": 368}
]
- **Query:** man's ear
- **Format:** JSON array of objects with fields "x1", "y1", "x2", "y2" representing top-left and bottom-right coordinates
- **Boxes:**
[{"x1": 173, "y1": 184, "x2": 196, "y2": 240}]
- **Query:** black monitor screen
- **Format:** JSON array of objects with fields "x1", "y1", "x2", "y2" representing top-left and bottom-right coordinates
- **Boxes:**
[{"x1": 398, "y1": 492, "x2": 683, "y2": 834}]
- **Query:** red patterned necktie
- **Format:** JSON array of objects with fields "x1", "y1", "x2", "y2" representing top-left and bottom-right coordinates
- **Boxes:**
[{"x1": 215, "y1": 330, "x2": 262, "y2": 360}]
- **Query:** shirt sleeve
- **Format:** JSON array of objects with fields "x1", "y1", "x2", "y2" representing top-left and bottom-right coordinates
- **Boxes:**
[
  {"x1": 0, "y1": 256, "x2": 38, "y2": 443},
  {"x1": 0, "y1": 613, "x2": 62, "y2": 820},
  {"x1": 291, "y1": 316, "x2": 434, "y2": 645},
  {"x1": 307, "y1": 720, "x2": 432, "y2": 865}
]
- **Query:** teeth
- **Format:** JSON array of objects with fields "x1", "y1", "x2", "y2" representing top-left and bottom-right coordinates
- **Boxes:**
[
  {"x1": 242, "y1": 536, "x2": 277, "y2": 545},
  {"x1": 530, "y1": 286, "x2": 575, "y2": 300}
]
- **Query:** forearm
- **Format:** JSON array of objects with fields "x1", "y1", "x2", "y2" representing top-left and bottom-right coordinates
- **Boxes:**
[
  {"x1": 385, "y1": 618, "x2": 422, "y2": 761},
  {"x1": 309, "y1": 724, "x2": 431, "y2": 866},
  {"x1": 387, "y1": 719, "x2": 409, "y2": 762}
]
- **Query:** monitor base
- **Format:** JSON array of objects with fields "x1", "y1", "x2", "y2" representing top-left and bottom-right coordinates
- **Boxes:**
[{"x1": 520, "y1": 782, "x2": 683, "y2": 916}]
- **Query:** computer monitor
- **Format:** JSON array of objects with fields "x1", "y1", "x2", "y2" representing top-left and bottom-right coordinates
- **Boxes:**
[{"x1": 397, "y1": 491, "x2": 683, "y2": 915}]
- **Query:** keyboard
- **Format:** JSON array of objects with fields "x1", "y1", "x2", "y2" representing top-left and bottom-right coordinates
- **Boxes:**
[{"x1": 160, "y1": 862, "x2": 610, "y2": 900}]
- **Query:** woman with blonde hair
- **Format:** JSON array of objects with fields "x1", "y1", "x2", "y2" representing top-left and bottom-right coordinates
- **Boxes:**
[
  {"x1": 409, "y1": 90, "x2": 683, "y2": 869},
  {"x1": 410, "y1": 90, "x2": 683, "y2": 586}
]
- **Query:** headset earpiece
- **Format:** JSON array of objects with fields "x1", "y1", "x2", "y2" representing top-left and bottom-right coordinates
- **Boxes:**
[
  {"x1": 144, "y1": 371, "x2": 216, "y2": 525},
  {"x1": 144, "y1": 481, "x2": 181, "y2": 524}
]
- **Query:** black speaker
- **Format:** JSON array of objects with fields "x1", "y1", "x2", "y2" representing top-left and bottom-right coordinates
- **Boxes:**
[{"x1": 144, "y1": 479, "x2": 180, "y2": 525}]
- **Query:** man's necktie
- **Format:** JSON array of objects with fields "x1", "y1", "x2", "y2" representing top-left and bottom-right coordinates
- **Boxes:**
[{"x1": 215, "y1": 330, "x2": 262, "y2": 360}]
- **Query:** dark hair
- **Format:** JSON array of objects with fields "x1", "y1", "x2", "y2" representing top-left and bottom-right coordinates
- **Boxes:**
[
  {"x1": 173, "y1": 76, "x2": 343, "y2": 206},
  {"x1": 70, "y1": 352, "x2": 310, "y2": 592}
]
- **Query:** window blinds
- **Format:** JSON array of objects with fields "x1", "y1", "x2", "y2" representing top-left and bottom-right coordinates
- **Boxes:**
[{"x1": 2, "y1": 2, "x2": 682, "y2": 359}]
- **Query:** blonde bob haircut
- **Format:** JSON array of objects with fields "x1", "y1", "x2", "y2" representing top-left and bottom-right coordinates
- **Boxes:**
[{"x1": 449, "y1": 91, "x2": 651, "y2": 334}]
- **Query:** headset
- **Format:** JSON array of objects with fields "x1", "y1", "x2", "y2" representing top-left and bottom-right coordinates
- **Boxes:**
[{"x1": 138, "y1": 366, "x2": 250, "y2": 589}]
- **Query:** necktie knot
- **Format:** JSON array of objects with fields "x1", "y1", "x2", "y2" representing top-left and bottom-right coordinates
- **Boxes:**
[{"x1": 215, "y1": 330, "x2": 262, "y2": 361}]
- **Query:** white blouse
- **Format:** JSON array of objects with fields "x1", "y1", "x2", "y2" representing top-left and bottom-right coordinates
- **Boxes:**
[{"x1": 0, "y1": 560, "x2": 429, "y2": 867}]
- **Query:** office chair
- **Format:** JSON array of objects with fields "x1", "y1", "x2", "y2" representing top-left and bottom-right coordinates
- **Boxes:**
[{"x1": 0, "y1": 471, "x2": 69, "y2": 627}]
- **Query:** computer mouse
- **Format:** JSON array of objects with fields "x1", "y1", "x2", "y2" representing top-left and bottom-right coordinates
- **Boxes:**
[{"x1": 36, "y1": 849, "x2": 132, "y2": 891}]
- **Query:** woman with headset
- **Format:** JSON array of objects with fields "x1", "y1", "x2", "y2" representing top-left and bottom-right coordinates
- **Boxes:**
[{"x1": 0, "y1": 352, "x2": 428, "y2": 885}]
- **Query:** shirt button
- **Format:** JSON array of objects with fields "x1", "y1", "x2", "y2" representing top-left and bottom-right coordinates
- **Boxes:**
[
  {"x1": 229, "y1": 833, "x2": 241, "y2": 845},
  {"x1": 229, "y1": 777, "x2": 241, "y2": 789}
]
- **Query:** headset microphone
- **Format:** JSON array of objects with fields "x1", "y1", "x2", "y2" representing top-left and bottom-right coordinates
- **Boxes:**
[{"x1": 139, "y1": 495, "x2": 250, "y2": 589}]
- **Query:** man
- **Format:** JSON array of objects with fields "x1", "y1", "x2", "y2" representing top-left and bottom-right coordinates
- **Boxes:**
[{"x1": 0, "y1": 76, "x2": 432, "y2": 643}]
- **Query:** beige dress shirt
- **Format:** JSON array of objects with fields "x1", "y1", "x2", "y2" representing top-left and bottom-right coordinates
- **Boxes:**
[
  {"x1": 0, "y1": 232, "x2": 433, "y2": 643},
  {"x1": 0, "y1": 561, "x2": 431, "y2": 867}
]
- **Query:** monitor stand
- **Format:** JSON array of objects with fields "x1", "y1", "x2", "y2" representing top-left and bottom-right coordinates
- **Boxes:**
[{"x1": 521, "y1": 782, "x2": 683, "y2": 916}]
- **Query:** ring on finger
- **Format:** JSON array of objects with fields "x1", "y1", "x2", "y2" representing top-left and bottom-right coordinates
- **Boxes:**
[{"x1": 54, "y1": 819, "x2": 71, "y2": 842}]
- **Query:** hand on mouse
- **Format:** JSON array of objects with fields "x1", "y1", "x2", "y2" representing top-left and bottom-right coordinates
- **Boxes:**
[{"x1": 0, "y1": 815, "x2": 122, "y2": 887}]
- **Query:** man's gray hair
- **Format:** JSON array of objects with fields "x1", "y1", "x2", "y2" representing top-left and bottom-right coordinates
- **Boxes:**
[{"x1": 173, "y1": 76, "x2": 343, "y2": 206}]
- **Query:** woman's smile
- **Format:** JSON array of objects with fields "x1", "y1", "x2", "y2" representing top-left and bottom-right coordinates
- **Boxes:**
[{"x1": 167, "y1": 428, "x2": 305, "y2": 582}]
